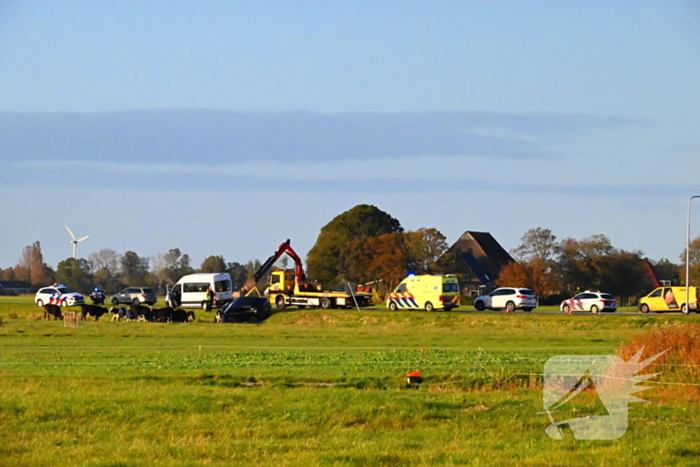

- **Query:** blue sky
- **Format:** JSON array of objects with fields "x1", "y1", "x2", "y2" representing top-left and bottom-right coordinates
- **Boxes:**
[{"x1": 1, "y1": 1, "x2": 700, "y2": 270}]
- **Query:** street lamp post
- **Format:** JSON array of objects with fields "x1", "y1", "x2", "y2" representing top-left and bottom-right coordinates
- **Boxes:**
[{"x1": 685, "y1": 195, "x2": 700, "y2": 314}]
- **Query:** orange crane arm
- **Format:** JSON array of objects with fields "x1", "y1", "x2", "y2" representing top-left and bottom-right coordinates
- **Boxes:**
[{"x1": 254, "y1": 239, "x2": 306, "y2": 284}]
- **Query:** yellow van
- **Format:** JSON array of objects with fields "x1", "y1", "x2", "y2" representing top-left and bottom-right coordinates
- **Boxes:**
[
  {"x1": 638, "y1": 286, "x2": 698, "y2": 314},
  {"x1": 386, "y1": 274, "x2": 460, "y2": 312}
]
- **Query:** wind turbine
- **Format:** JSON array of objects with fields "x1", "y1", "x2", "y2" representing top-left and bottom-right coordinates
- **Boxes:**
[{"x1": 66, "y1": 226, "x2": 89, "y2": 259}]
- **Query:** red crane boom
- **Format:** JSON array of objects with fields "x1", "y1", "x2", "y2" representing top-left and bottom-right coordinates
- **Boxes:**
[{"x1": 253, "y1": 239, "x2": 306, "y2": 285}]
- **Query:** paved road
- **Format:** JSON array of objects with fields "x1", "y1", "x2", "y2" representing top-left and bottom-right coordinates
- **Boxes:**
[{"x1": 454, "y1": 309, "x2": 694, "y2": 316}]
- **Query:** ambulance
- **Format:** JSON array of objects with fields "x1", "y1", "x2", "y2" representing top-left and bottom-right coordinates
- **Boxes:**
[{"x1": 386, "y1": 274, "x2": 461, "y2": 311}]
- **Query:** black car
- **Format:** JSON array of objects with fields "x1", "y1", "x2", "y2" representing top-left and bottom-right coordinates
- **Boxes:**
[{"x1": 215, "y1": 296, "x2": 271, "y2": 323}]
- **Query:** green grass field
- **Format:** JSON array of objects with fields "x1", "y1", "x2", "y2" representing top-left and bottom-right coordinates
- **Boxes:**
[{"x1": 1, "y1": 296, "x2": 699, "y2": 466}]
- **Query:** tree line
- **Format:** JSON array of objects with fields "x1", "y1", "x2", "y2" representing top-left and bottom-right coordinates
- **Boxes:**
[
  {"x1": 3, "y1": 205, "x2": 699, "y2": 299},
  {"x1": 0, "y1": 244, "x2": 259, "y2": 294},
  {"x1": 497, "y1": 227, "x2": 691, "y2": 301},
  {"x1": 306, "y1": 206, "x2": 699, "y2": 301}
]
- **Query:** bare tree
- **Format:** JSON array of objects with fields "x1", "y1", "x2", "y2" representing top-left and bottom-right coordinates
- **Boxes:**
[{"x1": 88, "y1": 249, "x2": 121, "y2": 275}]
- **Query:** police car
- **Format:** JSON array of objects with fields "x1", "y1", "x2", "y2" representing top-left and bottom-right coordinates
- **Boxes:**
[
  {"x1": 560, "y1": 291, "x2": 617, "y2": 313},
  {"x1": 35, "y1": 285, "x2": 85, "y2": 307}
]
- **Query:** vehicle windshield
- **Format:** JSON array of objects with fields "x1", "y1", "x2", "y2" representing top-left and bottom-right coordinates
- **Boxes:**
[
  {"x1": 56, "y1": 287, "x2": 75, "y2": 294},
  {"x1": 143, "y1": 288, "x2": 155, "y2": 294},
  {"x1": 518, "y1": 289, "x2": 535, "y2": 296},
  {"x1": 600, "y1": 293, "x2": 615, "y2": 300},
  {"x1": 442, "y1": 283, "x2": 459, "y2": 293},
  {"x1": 215, "y1": 280, "x2": 232, "y2": 292}
]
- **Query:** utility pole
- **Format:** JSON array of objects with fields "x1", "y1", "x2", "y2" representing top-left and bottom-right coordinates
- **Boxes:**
[{"x1": 685, "y1": 196, "x2": 700, "y2": 314}]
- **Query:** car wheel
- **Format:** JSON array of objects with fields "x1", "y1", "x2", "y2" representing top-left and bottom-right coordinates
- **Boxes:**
[
  {"x1": 61, "y1": 299, "x2": 68, "y2": 307},
  {"x1": 215, "y1": 313, "x2": 222, "y2": 323},
  {"x1": 132, "y1": 298, "x2": 140, "y2": 306},
  {"x1": 112, "y1": 297, "x2": 119, "y2": 305},
  {"x1": 474, "y1": 301, "x2": 485, "y2": 311},
  {"x1": 640, "y1": 303, "x2": 650, "y2": 314},
  {"x1": 505, "y1": 301, "x2": 515, "y2": 313},
  {"x1": 37, "y1": 299, "x2": 44, "y2": 307},
  {"x1": 320, "y1": 298, "x2": 331, "y2": 309},
  {"x1": 562, "y1": 304, "x2": 570, "y2": 314},
  {"x1": 275, "y1": 295, "x2": 286, "y2": 310},
  {"x1": 590, "y1": 305, "x2": 599, "y2": 314},
  {"x1": 388, "y1": 301, "x2": 398, "y2": 311},
  {"x1": 425, "y1": 302, "x2": 434, "y2": 312},
  {"x1": 681, "y1": 303, "x2": 689, "y2": 315}
]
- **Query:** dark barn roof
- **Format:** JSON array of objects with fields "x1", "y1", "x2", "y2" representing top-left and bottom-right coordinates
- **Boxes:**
[{"x1": 442, "y1": 231, "x2": 514, "y2": 284}]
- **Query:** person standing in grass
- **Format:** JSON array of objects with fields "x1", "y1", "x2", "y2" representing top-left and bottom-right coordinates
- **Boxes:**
[{"x1": 205, "y1": 286, "x2": 214, "y2": 312}]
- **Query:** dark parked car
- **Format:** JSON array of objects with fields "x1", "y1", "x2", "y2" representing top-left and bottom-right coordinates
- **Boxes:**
[{"x1": 215, "y1": 296, "x2": 271, "y2": 323}]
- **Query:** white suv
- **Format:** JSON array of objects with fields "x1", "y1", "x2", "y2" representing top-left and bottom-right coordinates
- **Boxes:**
[
  {"x1": 560, "y1": 291, "x2": 617, "y2": 313},
  {"x1": 474, "y1": 287, "x2": 537, "y2": 312},
  {"x1": 35, "y1": 285, "x2": 85, "y2": 307}
]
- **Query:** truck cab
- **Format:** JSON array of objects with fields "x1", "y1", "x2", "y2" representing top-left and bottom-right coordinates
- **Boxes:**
[
  {"x1": 269, "y1": 270, "x2": 296, "y2": 293},
  {"x1": 254, "y1": 240, "x2": 372, "y2": 310}
]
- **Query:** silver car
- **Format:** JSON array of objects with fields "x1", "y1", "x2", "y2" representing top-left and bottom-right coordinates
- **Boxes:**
[{"x1": 111, "y1": 287, "x2": 158, "y2": 306}]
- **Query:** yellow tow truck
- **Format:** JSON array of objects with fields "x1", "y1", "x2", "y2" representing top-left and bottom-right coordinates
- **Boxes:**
[{"x1": 251, "y1": 239, "x2": 373, "y2": 310}]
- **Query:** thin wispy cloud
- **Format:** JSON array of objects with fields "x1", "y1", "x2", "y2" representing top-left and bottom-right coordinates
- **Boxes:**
[
  {"x1": 0, "y1": 110, "x2": 645, "y2": 165},
  {"x1": 2, "y1": 163, "x2": 686, "y2": 198}
]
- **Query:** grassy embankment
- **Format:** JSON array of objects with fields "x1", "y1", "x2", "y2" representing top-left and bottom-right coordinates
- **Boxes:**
[{"x1": 1, "y1": 296, "x2": 699, "y2": 466}]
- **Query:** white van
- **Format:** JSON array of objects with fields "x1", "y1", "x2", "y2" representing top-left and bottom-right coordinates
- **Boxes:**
[{"x1": 167, "y1": 273, "x2": 233, "y2": 309}]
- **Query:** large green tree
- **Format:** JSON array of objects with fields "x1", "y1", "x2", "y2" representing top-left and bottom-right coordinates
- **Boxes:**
[
  {"x1": 306, "y1": 204, "x2": 403, "y2": 286},
  {"x1": 555, "y1": 234, "x2": 614, "y2": 293},
  {"x1": 199, "y1": 255, "x2": 227, "y2": 273},
  {"x1": 651, "y1": 258, "x2": 680, "y2": 285},
  {"x1": 226, "y1": 262, "x2": 248, "y2": 291},
  {"x1": 405, "y1": 228, "x2": 449, "y2": 274},
  {"x1": 55, "y1": 258, "x2": 93, "y2": 293},
  {"x1": 596, "y1": 249, "x2": 653, "y2": 297},
  {"x1": 121, "y1": 251, "x2": 150, "y2": 285}
]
